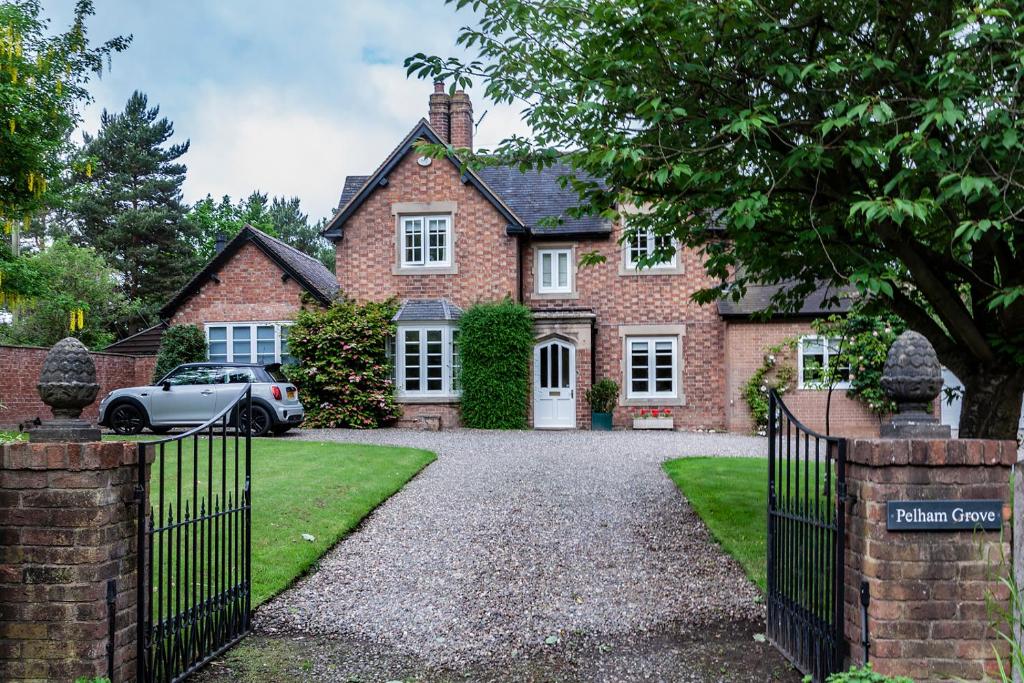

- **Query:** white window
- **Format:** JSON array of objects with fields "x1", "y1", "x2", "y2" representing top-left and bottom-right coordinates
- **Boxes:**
[
  {"x1": 798, "y1": 336, "x2": 851, "y2": 389},
  {"x1": 537, "y1": 248, "x2": 572, "y2": 294},
  {"x1": 396, "y1": 325, "x2": 461, "y2": 397},
  {"x1": 626, "y1": 227, "x2": 676, "y2": 269},
  {"x1": 626, "y1": 337, "x2": 678, "y2": 399},
  {"x1": 205, "y1": 323, "x2": 294, "y2": 365},
  {"x1": 401, "y1": 215, "x2": 451, "y2": 267}
]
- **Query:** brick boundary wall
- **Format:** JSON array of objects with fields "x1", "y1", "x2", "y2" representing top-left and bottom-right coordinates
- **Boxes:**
[
  {"x1": 0, "y1": 345, "x2": 156, "y2": 429},
  {"x1": 843, "y1": 438, "x2": 1016, "y2": 681},
  {"x1": 0, "y1": 440, "x2": 149, "y2": 682}
]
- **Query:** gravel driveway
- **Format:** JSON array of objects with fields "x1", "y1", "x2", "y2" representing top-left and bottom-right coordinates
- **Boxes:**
[{"x1": 225, "y1": 429, "x2": 798, "y2": 682}]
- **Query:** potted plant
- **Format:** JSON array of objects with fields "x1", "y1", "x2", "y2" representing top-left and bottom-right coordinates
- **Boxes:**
[
  {"x1": 585, "y1": 378, "x2": 618, "y2": 431},
  {"x1": 633, "y1": 407, "x2": 674, "y2": 430}
]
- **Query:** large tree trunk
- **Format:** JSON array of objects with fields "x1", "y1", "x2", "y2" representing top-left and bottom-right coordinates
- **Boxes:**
[{"x1": 958, "y1": 367, "x2": 1024, "y2": 439}]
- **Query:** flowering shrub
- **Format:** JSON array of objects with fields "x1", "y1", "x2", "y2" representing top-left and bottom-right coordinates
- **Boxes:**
[
  {"x1": 811, "y1": 310, "x2": 904, "y2": 416},
  {"x1": 741, "y1": 341, "x2": 796, "y2": 434},
  {"x1": 284, "y1": 296, "x2": 401, "y2": 428}
]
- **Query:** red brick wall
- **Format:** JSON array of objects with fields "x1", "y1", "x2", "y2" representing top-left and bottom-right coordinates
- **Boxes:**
[
  {"x1": 523, "y1": 235, "x2": 726, "y2": 430},
  {"x1": 724, "y1": 320, "x2": 882, "y2": 437},
  {"x1": 335, "y1": 152, "x2": 518, "y2": 308},
  {"x1": 0, "y1": 441, "x2": 143, "y2": 682},
  {"x1": 0, "y1": 346, "x2": 156, "y2": 429},
  {"x1": 169, "y1": 241, "x2": 309, "y2": 326},
  {"x1": 843, "y1": 439, "x2": 1015, "y2": 681}
]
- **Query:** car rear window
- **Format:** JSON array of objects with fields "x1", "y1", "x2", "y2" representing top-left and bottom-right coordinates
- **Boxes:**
[{"x1": 266, "y1": 367, "x2": 289, "y2": 383}]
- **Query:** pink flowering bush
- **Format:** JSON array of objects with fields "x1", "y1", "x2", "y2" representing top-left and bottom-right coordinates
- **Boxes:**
[{"x1": 284, "y1": 296, "x2": 401, "y2": 428}]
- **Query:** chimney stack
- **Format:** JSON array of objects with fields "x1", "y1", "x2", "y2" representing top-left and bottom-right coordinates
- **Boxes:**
[
  {"x1": 214, "y1": 232, "x2": 227, "y2": 255},
  {"x1": 449, "y1": 90, "x2": 473, "y2": 151},
  {"x1": 428, "y1": 81, "x2": 451, "y2": 143}
]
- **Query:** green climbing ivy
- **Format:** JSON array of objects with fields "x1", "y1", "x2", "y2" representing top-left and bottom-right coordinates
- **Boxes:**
[{"x1": 741, "y1": 341, "x2": 796, "y2": 435}]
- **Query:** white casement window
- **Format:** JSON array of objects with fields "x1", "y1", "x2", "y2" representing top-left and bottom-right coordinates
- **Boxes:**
[
  {"x1": 798, "y1": 336, "x2": 851, "y2": 389},
  {"x1": 401, "y1": 215, "x2": 451, "y2": 267},
  {"x1": 396, "y1": 325, "x2": 461, "y2": 397},
  {"x1": 205, "y1": 322, "x2": 294, "y2": 365},
  {"x1": 626, "y1": 336, "x2": 678, "y2": 399},
  {"x1": 626, "y1": 227, "x2": 676, "y2": 269},
  {"x1": 537, "y1": 248, "x2": 572, "y2": 294}
]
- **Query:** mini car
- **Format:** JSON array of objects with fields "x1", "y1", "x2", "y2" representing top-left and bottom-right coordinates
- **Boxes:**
[{"x1": 98, "y1": 363, "x2": 304, "y2": 437}]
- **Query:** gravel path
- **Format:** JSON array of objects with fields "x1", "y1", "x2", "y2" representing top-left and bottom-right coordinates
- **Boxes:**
[{"x1": 250, "y1": 429, "x2": 793, "y2": 682}]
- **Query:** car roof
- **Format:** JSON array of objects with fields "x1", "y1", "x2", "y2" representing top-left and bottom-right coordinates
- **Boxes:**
[{"x1": 177, "y1": 362, "x2": 270, "y2": 368}]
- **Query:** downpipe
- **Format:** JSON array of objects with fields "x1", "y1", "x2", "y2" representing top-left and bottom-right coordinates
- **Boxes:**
[{"x1": 860, "y1": 580, "x2": 870, "y2": 664}]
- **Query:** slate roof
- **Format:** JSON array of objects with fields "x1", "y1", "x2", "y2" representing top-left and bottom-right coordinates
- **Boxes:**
[
  {"x1": 476, "y1": 164, "x2": 609, "y2": 236},
  {"x1": 159, "y1": 225, "x2": 339, "y2": 319},
  {"x1": 338, "y1": 176, "x2": 368, "y2": 210},
  {"x1": 392, "y1": 298, "x2": 464, "y2": 322},
  {"x1": 717, "y1": 282, "x2": 852, "y2": 318},
  {"x1": 103, "y1": 321, "x2": 168, "y2": 356}
]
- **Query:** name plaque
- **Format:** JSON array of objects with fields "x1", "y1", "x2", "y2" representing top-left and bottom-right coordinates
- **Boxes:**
[{"x1": 886, "y1": 500, "x2": 1003, "y2": 531}]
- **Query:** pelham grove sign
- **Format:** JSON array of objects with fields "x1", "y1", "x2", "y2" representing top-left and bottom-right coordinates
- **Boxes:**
[{"x1": 886, "y1": 500, "x2": 1003, "y2": 531}]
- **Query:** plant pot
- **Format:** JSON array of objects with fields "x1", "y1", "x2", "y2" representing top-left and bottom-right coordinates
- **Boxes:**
[
  {"x1": 591, "y1": 412, "x2": 613, "y2": 431},
  {"x1": 632, "y1": 417, "x2": 674, "y2": 430}
]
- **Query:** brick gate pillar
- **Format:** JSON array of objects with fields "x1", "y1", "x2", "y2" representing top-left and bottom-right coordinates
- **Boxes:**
[
  {"x1": 0, "y1": 440, "x2": 148, "y2": 682},
  {"x1": 843, "y1": 438, "x2": 1016, "y2": 681}
]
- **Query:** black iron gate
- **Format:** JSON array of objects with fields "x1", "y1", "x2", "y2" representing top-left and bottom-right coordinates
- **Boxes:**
[
  {"x1": 767, "y1": 390, "x2": 846, "y2": 682},
  {"x1": 135, "y1": 385, "x2": 253, "y2": 683}
]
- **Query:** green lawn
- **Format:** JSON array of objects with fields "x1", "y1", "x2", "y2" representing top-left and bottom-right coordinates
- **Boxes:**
[
  {"x1": 662, "y1": 457, "x2": 768, "y2": 591},
  {"x1": 109, "y1": 436, "x2": 435, "y2": 606}
]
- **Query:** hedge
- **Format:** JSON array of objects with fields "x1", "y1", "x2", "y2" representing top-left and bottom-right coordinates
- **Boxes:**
[
  {"x1": 152, "y1": 324, "x2": 207, "y2": 382},
  {"x1": 284, "y1": 297, "x2": 401, "y2": 428},
  {"x1": 458, "y1": 299, "x2": 533, "y2": 429}
]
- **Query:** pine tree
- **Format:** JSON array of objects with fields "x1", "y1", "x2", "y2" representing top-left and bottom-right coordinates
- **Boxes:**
[{"x1": 70, "y1": 90, "x2": 200, "y2": 313}]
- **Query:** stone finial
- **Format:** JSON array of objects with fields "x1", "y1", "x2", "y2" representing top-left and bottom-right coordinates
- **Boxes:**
[
  {"x1": 880, "y1": 330, "x2": 951, "y2": 438},
  {"x1": 30, "y1": 337, "x2": 102, "y2": 442}
]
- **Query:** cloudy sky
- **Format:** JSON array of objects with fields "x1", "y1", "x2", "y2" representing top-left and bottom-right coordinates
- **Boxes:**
[{"x1": 44, "y1": 1, "x2": 530, "y2": 222}]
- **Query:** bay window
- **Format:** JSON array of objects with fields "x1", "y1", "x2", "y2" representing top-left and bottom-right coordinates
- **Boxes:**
[{"x1": 396, "y1": 325, "x2": 460, "y2": 398}]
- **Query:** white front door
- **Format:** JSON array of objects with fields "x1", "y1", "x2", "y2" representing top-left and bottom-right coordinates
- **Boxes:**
[{"x1": 534, "y1": 340, "x2": 576, "y2": 428}]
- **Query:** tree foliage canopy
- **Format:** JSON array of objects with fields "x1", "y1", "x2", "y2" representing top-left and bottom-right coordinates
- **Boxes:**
[
  {"x1": 69, "y1": 90, "x2": 200, "y2": 313},
  {"x1": 152, "y1": 324, "x2": 207, "y2": 382},
  {"x1": 408, "y1": 0, "x2": 1024, "y2": 437}
]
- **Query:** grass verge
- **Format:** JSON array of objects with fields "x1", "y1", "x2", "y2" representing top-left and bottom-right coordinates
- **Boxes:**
[
  {"x1": 109, "y1": 435, "x2": 435, "y2": 606},
  {"x1": 662, "y1": 456, "x2": 767, "y2": 591}
]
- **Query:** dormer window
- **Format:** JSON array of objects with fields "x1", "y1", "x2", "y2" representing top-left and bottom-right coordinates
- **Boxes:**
[{"x1": 401, "y1": 215, "x2": 451, "y2": 268}]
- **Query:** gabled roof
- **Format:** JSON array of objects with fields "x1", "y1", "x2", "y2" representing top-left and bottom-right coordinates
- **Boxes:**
[
  {"x1": 103, "y1": 321, "x2": 168, "y2": 356},
  {"x1": 322, "y1": 119, "x2": 526, "y2": 241},
  {"x1": 159, "y1": 225, "x2": 339, "y2": 319},
  {"x1": 717, "y1": 282, "x2": 852, "y2": 319},
  {"x1": 392, "y1": 298, "x2": 464, "y2": 322}
]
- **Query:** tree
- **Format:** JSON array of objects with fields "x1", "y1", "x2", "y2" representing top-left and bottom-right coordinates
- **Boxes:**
[
  {"x1": 0, "y1": 238, "x2": 136, "y2": 349},
  {"x1": 188, "y1": 191, "x2": 333, "y2": 269},
  {"x1": 69, "y1": 90, "x2": 200, "y2": 314},
  {"x1": 151, "y1": 324, "x2": 206, "y2": 382},
  {"x1": 0, "y1": 0, "x2": 128, "y2": 291},
  {"x1": 408, "y1": 1, "x2": 1024, "y2": 438}
]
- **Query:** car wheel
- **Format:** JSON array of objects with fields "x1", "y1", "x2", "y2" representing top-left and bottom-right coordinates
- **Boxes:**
[
  {"x1": 239, "y1": 404, "x2": 272, "y2": 437},
  {"x1": 271, "y1": 425, "x2": 292, "y2": 436},
  {"x1": 109, "y1": 402, "x2": 146, "y2": 435},
  {"x1": 149, "y1": 426, "x2": 172, "y2": 435}
]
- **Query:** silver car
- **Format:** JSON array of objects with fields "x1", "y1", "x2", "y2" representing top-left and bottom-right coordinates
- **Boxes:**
[{"x1": 98, "y1": 363, "x2": 304, "y2": 437}]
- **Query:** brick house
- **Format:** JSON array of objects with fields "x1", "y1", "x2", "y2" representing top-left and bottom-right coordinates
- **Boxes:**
[{"x1": 107, "y1": 85, "x2": 881, "y2": 436}]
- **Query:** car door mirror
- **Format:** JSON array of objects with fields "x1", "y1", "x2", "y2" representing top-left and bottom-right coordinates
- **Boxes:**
[{"x1": 161, "y1": 380, "x2": 171, "y2": 391}]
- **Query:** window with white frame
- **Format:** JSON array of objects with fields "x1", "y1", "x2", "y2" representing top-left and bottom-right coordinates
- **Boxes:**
[
  {"x1": 537, "y1": 248, "x2": 572, "y2": 294},
  {"x1": 625, "y1": 226, "x2": 676, "y2": 269},
  {"x1": 206, "y1": 323, "x2": 293, "y2": 365},
  {"x1": 401, "y1": 215, "x2": 451, "y2": 267},
  {"x1": 626, "y1": 337, "x2": 678, "y2": 398},
  {"x1": 798, "y1": 336, "x2": 851, "y2": 389},
  {"x1": 396, "y1": 325, "x2": 460, "y2": 397}
]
